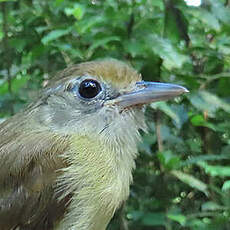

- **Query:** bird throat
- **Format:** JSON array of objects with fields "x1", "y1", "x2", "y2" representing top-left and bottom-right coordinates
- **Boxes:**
[{"x1": 56, "y1": 133, "x2": 138, "y2": 230}]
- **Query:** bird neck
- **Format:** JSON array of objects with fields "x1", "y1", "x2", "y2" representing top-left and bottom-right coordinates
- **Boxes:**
[{"x1": 57, "y1": 133, "x2": 138, "y2": 230}]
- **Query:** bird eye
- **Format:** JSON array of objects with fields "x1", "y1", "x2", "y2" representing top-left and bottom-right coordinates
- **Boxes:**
[{"x1": 78, "y1": 79, "x2": 102, "y2": 99}]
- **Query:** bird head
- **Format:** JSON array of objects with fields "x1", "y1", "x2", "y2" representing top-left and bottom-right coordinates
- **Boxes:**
[{"x1": 37, "y1": 59, "x2": 188, "y2": 141}]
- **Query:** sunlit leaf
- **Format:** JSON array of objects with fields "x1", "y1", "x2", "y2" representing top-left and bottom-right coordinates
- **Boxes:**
[
  {"x1": 190, "y1": 114, "x2": 217, "y2": 131},
  {"x1": 210, "y1": 0, "x2": 230, "y2": 24},
  {"x1": 189, "y1": 91, "x2": 230, "y2": 117},
  {"x1": 189, "y1": 8, "x2": 220, "y2": 31},
  {"x1": 145, "y1": 35, "x2": 188, "y2": 69},
  {"x1": 201, "y1": 201, "x2": 224, "y2": 211},
  {"x1": 64, "y1": 3, "x2": 85, "y2": 20},
  {"x1": 171, "y1": 170, "x2": 209, "y2": 196},
  {"x1": 151, "y1": 102, "x2": 188, "y2": 129},
  {"x1": 198, "y1": 162, "x2": 230, "y2": 177},
  {"x1": 41, "y1": 29, "x2": 71, "y2": 44},
  {"x1": 182, "y1": 154, "x2": 230, "y2": 166},
  {"x1": 167, "y1": 213, "x2": 186, "y2": 226},
  {"x1": 222, "y1": 180, "x2": 230, "y2": 191},
  {"x1": 87, "y1": 36, "x2": 120, "y2": 56},
  {"x1": 75, "y1": 16, "x2": 104, "y2": 34}
]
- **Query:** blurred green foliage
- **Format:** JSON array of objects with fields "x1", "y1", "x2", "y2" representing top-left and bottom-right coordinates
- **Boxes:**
[{"x1": 0, "y1": 0, "x2": 230, "y2": 229}]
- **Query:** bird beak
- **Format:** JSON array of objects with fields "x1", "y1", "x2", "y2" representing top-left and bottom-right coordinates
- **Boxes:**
[{"x1": 106, "y1": 81, "x2": 189, "y2": 108}]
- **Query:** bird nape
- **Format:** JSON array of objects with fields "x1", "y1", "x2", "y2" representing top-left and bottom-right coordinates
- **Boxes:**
[{"x1": 0, "y1": 59, "x2": 188, "y2": 230}]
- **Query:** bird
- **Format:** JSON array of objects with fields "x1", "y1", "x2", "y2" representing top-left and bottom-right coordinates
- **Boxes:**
[{"x1": 0, "y1": 59, "x2": 188, "y2": 230}]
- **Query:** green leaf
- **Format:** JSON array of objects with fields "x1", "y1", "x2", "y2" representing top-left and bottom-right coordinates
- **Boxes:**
[
  {"x1": 41, "y1": 29, "x2": 71, "y2": 44},
  {"x1": 190, "y1": 114, "x2": 205, "y2": 125},
  {"x1": 53, "y1": 42, "x2": 84, "y2": 59},
  {"x1": 185, "y1": 138, "x2": 202, "y2": 153},
  {"x1": 171, "y1": 170, "x2": 209, "y2": 196},
  {"x1": 9, "y1": 39, "x2": 27, "y2": 52},
  {"x1": 190, "y1": 8, "x2": 220, "y2": 31},
  {"x1": 151, "y1": 102, "x2": 188, "y2": 129},
  {"x1": 64, "y1": 3, "x2": 85, "y2": 20},
  {"x1": 0, "y1": 29, "x2": 3, "y2": 41},
  {"x1": 222, "y1": 180, "x2": 230, "y2": 191},
  {"x1": 182, "y1": 154, "x2": 230, "y2": 166},
  {"x1": 210, "y1": 0, "x2": 230, "y2": 24},
  {"x1": 189, "y1": 91, "x2": 230, "y2": 117},
  {"x1": 75, "y1": 16, "x2": 104, "y2": 34},
  {"x1": 145, "y1": 35, "x2": 188, "y2": 69},
  {"x1": 88, "y1": 36, "x2": 120, "y2": 51},
  {"x1": 190, "y1": 114, "x2": 217, "y2": 131},
  {"x1": 167, "y1": 213, "x2": 186, "y2": 226},
  {"x1": 139, "y1": 133, "x2": 156, "y2": 155},
  {"x1": 198, "y1": 161, "x2": 230, "y2": 177},
  {"x1": 127, "y1": 211, "x2": 143, "y2": 221},
  {"x1": 0, "y1": 75, "x2": 29, "y2": 95},
  {"x1": 141, "y1": 213, "x2": 166, "y2": 226},
  {"x1": 201, "y1": 201, "x2": 224, "y2": 211},
  {"x1": 158, "y1": 125, "x2": 184, "y2": 148},
  {"x1": 12, "y1": 75, "x2": 30, "y2": 93},
  {"x1": 128, "y1": 211, "x2": 166, "y2": 226},
  {"x1": 35, "y1": 26, "x2": 49, "y2": 34},
  {"x1": 124, "y1": 39, "x2": 145, "y2": 58},
  {"x1": 157, "y1": 150, "x2": 181, "y2": 170}
]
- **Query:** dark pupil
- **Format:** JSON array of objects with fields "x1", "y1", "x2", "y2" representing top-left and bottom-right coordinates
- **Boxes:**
[{"x1": 79, "y1": 80, "x2": 101, "y2": 99}]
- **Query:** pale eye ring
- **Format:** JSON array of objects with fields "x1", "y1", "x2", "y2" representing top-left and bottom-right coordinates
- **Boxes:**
[{"x1": 78, "y1": 79, "x2": 102, "y2": 99}]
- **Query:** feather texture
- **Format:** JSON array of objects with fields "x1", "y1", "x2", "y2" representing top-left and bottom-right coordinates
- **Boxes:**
[
  {"x1": 0, "y1": 110, "x2": 70, "y2": 229},
  {"x1": 0, "y1": 59, "x2": 146, "y2": 230}
]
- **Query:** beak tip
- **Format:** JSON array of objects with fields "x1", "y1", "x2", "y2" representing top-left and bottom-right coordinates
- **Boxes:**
[
  {"x1": 168, "y1": 84, "x2": 189, "y2": 95},
  {"x1": 181, "y1": 86, "x2": 189, "y2": 93}
]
